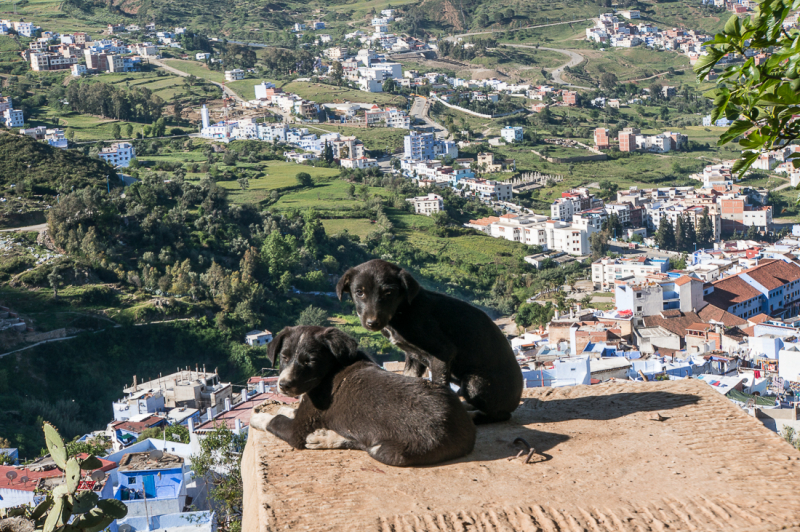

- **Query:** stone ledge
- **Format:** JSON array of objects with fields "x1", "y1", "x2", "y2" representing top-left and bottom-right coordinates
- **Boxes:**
[{"x1": 242, "y1": 379, "x2": 800, "y2": 531}]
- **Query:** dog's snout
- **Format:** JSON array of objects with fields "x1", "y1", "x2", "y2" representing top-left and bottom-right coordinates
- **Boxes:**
[{"x1": 366, "y1": 319, "x2": 378, "y2": 329}]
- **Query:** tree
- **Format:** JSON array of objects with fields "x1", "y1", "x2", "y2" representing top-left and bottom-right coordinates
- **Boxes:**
[
  {"x1": 683, "y1": 214, "x2": 697, "y2": 252},
  {"x1": 324, "y1": 141, "x2": 334, "y2": 164},
  {"x1": 296, "y1": 172, "x2": 313, "y2": 187},
  {"x1": 191, "y1": 425, "x2": 247, "y2": 532},
  {"x1": 697, "y1": 207, "x2": 713, "y2": 248},
  {"x1": 66, "y1": 128, "x2": 75, "y2": 141},
  {"x1": 504, "y1": 7, "x2": 515, "y2": 19},
  {"x1": 382, "y1": 78, "x2": 397, "y2": 93},
  {"x1": 296, "y1": 305, "x2": 328, "y2": 326},
  {"x1": 124, "y1": 123, "x2": 133, "y2": 138},
  {"x1": 674, "y1": 213, "x2": 686, "y2": 251},
  {"x1": 589, "y1": 230, "x2": 609, "y2": 259},
  {"x1": 695, "y1": 2, "x2": 800, "y2": 177},
  {"x1": 331, "y1": 61, "x2": 344, "y2": 85},
  {"x1": 600, "y1": 72, "x2": 618, "y2": 91},
  {"x1": 237, "y1": 177, "x2": 249, "y2": 190},
  {"x1": 173, "y1": 100, "x2": 184, "y2": 121},
  {"x1": 111, "y1": 123, "x2": 121, "y2": 139},
  {"x1": 655, "y1": 216, "x2": 676, "y2": 250},
  {"x1": 514, "y1": 302, "x2": 555, "y2": 330},
  {"x1": 137, "y1": 424, "x2": 190, "y2": 444},
  {"x1": 48, "y1": 269, "x2": 62, "y2": 300}
]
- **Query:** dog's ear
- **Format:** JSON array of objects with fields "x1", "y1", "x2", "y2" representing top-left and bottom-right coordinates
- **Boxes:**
[
  {"x1": 267, "y1": 328, "x2": 291, "y2": 366},
  {"x1": 398, "y1": 268, "x2": 420, "y2": 304},
  {"x1": 336, "y1": 268, "x2": 355, "y2": 301},
  {"x1": 321, "y1": 327, "x2": 360, "y2": 365}
]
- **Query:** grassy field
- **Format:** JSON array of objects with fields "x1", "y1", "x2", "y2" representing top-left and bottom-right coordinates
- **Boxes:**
[
  {"x1": 272, "y1": 178, "x2": 391, "y2": 212},
  {"x1": 24, "y1": 109, "x2": 153, "y2": 141},
  {"x1": 321, "y1": 218, "x2": 379, "y2": 238},
  {"x1": 226, "y1": 79, "x2": 260, "y2": 100},
  {"x1": 280, "y1": 81, "x2": 408, "y2": 107},
  {"x1": 307, "y1": 123, "x2": 408, "y2": 152},
  {"x1": 162, "y1": 60, "x2": 227, "y2": 83},
  {"x1": 216, "y1": 162, "x2": 340, "y2": 204}
]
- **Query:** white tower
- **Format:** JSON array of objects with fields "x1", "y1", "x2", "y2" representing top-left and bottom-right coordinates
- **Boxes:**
[{"x1": 201, "y1": 104, "x2": 210, "y2": 130}]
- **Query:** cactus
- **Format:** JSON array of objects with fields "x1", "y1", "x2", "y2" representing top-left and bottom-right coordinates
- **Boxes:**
[{"x1": 1, "y1": 423, "x2": 128, "y2": 532}]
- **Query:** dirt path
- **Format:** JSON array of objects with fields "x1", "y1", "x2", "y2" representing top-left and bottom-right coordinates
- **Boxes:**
[
  {"x1": 502, "y1": 44, "x2": 593, "y2": 89},
  {"x1": 150, "y1": 58, "x2": 244, "y2": 103},
  {"x1": 446, "y1": 18, "x2": 593, "y2": 41},
  {"x1": 0, "y1": 223, "x2": 47, "y2": 233}
]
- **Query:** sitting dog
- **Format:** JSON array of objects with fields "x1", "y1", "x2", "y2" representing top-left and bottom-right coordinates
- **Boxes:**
[
  {"x1": 336, "y1": 259, "x2": 523, "y2": 424},
  {"x1": 249, "y1": 326, "x2": 476, "y2": 467}
]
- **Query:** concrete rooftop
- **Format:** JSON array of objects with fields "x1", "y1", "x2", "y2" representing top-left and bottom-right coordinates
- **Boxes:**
[{"x1": 243, "y1": 379, "x2": 800, "y2": 531}]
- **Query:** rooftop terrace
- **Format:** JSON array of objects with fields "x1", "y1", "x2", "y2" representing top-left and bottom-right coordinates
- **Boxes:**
[{"x1": 243, "y1": 379, "x2": 800, "y2": 531}]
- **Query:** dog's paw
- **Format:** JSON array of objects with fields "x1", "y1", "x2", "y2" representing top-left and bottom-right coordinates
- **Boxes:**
[
  {"x1": 276, "y1": 406, "x2": 296, "y2": 419},
  {"x1": 249, "y1": 412, "x2": 275, "y2": 432},
  {"x1": 305, "y1": 429, "x2": 351, "y2": 450}
]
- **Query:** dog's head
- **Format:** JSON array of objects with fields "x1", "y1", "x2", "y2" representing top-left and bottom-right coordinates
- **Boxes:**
[
  {"x1": 336, "y1": 259, "x2": 420, "y2": 332},
  {"x1": 268, "y1": 326, "x2": 360, "y2": 397}
]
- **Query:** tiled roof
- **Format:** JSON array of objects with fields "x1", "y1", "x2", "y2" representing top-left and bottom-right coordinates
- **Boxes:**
[
  {"x1": 674, "y1": 275, "x2": 697, "y2": 286},
  {"x1": 643, "y1": 311, "x2": 703, "y2": 338},
  {"x1": 748, "y1": 313, "x2": 771, "y2": 325},
  {"x1": 194, "y1": 393, "x2": 298, "y2": 432},
  {"x1": 109, "y1": 415, "x2": 165, "y2": 434},
  {"x1": 687, "y1": 323, "x2": 713, "y2": 332},
  {"x1": 741, "y1": 259, "x2": 800, "y2": 291},
  {"x1": 698, "y1": 304, "x2": 747, "y2": 327},
  {"x1": 705, "y1": 275, "x2": 762, "y2": 309}
]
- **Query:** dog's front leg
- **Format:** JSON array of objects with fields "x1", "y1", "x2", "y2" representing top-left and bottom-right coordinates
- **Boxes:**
[
  {"x1": 427, "y1": 357, "x2": 452, "y2": 387},
  {"x1": 403, "y1": 355, "x2": 427, "y2": 378}
]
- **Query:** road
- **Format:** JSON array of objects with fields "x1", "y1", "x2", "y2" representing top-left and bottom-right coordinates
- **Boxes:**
[
  {"x1": 0, "y1": 223, "x2": 47, "y2": 233},
  {"x1": 502, "y1": 44, "x2": 593, "y2": 89},
  {"x1": 446, "y1": 18, "x2": 592, "y2": 41},
  {"x1": 409, "y1": 97, "x2": 448, "y2": 139},
  {"x1": 149, "y1": 57, "x2": 244, "y2": 103}
]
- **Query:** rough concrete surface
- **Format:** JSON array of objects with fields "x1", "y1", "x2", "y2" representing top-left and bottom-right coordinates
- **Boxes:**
[{"x1": 243, "y1": 379, "x2": 800, "y2": 531}]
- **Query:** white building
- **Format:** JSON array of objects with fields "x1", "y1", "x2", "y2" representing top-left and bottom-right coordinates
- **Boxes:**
[
  {"x1": 340, "y1": 157, "x2": 378, "y2": 169},
  {"x1": 224, "y1": 69, "x2": 245, "y2": 81},
  {"x1": 98, "y1": 142, "x2": 135, "y2": 167},
  {"x1": 500, "y1": 126, "x2": 524, "y2": 143},
  {"x1": 407, "y1": 193, "x2": 443, "y2": 216},
  {"x1": 245, "y1": 329, "x2": 273, "y2": 346},
  {"x1": 460, "y1": 178, "x2": 513, "y2": 201}
]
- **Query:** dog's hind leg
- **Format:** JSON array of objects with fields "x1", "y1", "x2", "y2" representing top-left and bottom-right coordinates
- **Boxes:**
[
  {"x1": 365, "y1": 441, "x2": 413, "y2": 467},
  {"x1": 305, "y1": 429, "x2": 359, "y2": 450}
]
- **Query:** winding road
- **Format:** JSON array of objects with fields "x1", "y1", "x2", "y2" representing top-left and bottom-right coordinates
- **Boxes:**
[
  {"x1": 409, "y1": 97, "x2": 449, "y2": 139},
  {"x1": 149, "y1": 57, "x2": 245, "y2": 103},
  {"x1": 446, "y1": 18, "x2": 593, "y2": 41},
  {"x1": 502, "y1": 44, "x2": 593, "y2": 89}
]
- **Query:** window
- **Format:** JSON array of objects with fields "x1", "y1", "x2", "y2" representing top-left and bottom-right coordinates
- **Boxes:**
[{"x1": 128, "y1": 477, "x2": 137, "y2": 485}]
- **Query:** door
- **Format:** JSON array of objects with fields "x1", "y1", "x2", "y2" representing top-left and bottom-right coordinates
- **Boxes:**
[{"x1": 142, "y1": 475, "x2": 157, "y2": 499}]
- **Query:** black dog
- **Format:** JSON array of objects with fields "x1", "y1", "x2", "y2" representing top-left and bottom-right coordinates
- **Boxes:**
[
  {"x1": 337, "y1": 259, "x2": 523, "y2": 424},
  {"x1": 249, "y1": 326, "x2": 475, "y2": 467}
]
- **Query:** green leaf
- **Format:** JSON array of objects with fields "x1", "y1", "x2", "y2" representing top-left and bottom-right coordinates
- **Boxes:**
[
  {"x1": 65, "y1": 458, "x2": 81, "y2": 493},
  {"x1": 43, "y1": 496, "x2": 67, "y2": 532},
  {"x1": 84, "y1": 516, "x2": 115, "y2": 532},
  {"x1": 78, "y1": 456, "x2": 103, "y2": 471},
  {"x1": 43, "y1": 422, "x2": 67, "y2": 470},
  {"x1": 71, "y1": 509, "x2": 107, "y2": 530},
  {"x1": 30, "y1": 497, "x2": 54, "y2": 521},
  {"x1": 724, "y1": 14, "x2": 741, "y2": 36},
  {"x1": 72, "y1": 491, "x2": 99, "y2": 514},
  {"x1": 719, "y1": 120, "x2": 754, "y2": 145},
  {"x1": 96, "y1": 499, "x2": 128, "y2": 519}
]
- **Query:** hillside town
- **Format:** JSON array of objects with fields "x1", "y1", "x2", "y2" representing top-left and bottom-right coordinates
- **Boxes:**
[{"x1": 2, "y1": 1, "x2": 800, "y2": 530}]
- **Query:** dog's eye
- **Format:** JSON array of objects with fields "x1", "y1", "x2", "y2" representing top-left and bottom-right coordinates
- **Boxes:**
[{"x1": 355, "y1": 290, "x2": 365, "y2": 298}]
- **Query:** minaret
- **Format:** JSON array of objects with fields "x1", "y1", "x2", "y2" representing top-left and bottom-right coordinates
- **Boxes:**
[{"x1": 201, "y1": 104, "x2": 210, "y2": 129}]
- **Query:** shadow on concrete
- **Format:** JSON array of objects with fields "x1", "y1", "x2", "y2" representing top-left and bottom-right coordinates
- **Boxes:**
[{"x1": 513, "y1": 391, "x2": 701, "y2": 424}]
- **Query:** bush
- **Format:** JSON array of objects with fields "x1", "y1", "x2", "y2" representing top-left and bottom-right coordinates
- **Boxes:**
[
  {"x1": 79, "y1": 285, "x2": 119, "y2": 306},
  {"x1": 0, "y1": 256, "x2": 32, "y2": 274}
]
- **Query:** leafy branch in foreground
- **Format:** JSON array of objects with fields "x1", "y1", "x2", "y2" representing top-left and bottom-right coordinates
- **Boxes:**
[
  {"x1": 694, "y1": 0, "x2": 800, "y2": 176},
  {"x1": 0, "y1": 423, "x2": 128, "y2": 532}
]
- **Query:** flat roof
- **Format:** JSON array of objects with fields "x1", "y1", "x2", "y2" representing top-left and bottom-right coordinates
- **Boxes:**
[
  {"x1": 119, "y1": 452, "x2": 183, "y2": 472},
  {"x1": 242, "y1": 379, "x2": 800, "y2": 531}
]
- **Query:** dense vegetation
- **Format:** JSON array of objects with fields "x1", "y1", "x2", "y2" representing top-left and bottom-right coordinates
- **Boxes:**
[
  {"x1": 0, "y1": 133, "x2": 117, "y2": 194},
  {"x1": 61, "y1": 80, "x2": 166, "y2": 123}
]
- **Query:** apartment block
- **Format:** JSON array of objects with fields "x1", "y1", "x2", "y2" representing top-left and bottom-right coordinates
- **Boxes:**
[
  {"x1": 593, "y1": 256, "x2": 670, "y2": 290},
  {"x1": 98, "y1": 142, "x2": 135, "y2": 167},
  {"x1": 406, "y1": 193, "x2": 443, "y2": 216}
]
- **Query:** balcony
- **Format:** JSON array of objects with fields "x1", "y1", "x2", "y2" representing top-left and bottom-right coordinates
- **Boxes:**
[
  {"x1": 663, "y1": 290, "x2": 679, "y2": 301},
  {"x1": 241, "y1": 380, "x2": 800, "y2": 531}
]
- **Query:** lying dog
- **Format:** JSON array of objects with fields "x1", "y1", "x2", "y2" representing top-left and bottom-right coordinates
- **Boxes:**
[
  {"x1": 337, "y1": 259, "x2": 523, "y2": 424},
  {"x1": 250, "y1": 325, "x2": 476, "y2": 467}
]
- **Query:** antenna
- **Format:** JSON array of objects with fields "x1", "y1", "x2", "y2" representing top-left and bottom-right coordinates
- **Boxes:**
[
  {"x1": 149, "y1": 449, "x2": 163, "y2": 460},
  {"x1": 20, "y1": 476, "x2": 29, "y2": 484},
  {"x1": 90, "y1": 470, "x2": 106, "y2": 482},
  {"x1": 6, "y1": 471, "x2": 17, "y2": 484},
  {"x1": 119, "y1": 525, "x2": 132, "y2": 532}
]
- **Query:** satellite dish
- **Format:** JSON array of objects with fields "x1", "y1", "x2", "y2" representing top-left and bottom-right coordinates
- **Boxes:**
[
  {"x1": 90, "y1": 470, "x2": 106, "y2": 482},
  {"x1": 119, "y1": 525, "x2": 132, "y2": 532},
  {"x1": 19, "y1": 476, "x2": 29, "y2": 484},
  {"x1": 149, "y1": 450, "x2": 163, "y2": 460},
  {"x1": 5, "y1": 471, "x2": 17, "y2": 481}
]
